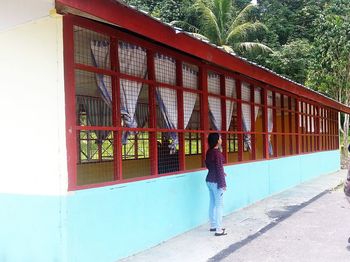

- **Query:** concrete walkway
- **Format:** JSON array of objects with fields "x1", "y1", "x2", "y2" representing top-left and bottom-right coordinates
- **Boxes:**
[{"x1": 121, "y1": 170, "x2": 349, "y2": 262}]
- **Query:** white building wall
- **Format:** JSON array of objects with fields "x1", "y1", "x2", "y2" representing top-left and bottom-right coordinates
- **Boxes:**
[
  {"x1": 0, "y1": 0, "x2": 55, "y2": 32},
  {"x1": 0, "y1": 15, "x2": 67, "y2": 195}
]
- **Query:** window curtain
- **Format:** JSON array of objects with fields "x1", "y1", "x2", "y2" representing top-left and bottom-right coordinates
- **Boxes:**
[
  {"x1": 241, "y1": 82, "x2": 252, "y2": 150},
  {"x1": 225, "y1": 77, "x2": 236, "y2": 130},
  {"x1": 241, "y1": 86, "x2": 261, "y2": 152},
  {"x1": 208, "y1": 73, "x2": 222, "y2": 130},
  {"x1": 76, "y1": 96, "x2": 112, "y2": 144},
  {"x1": 90, "y1": 40, "x2": 112, "y2": 106},
  {"x1": 154, "y1": 54, "x2": 178, "y2": 154},
  {"x1": 183, "y1": 64, "x2": 198, "y2": 129},
  {"x1": 267, "y1": 91, "x2": 274, "y2": 155},
  {"x1": 135, "y1": 103, "x2": 149, "y2": 129},
  {"x1": 118, "y1": 42, "x2": 147, "y2": 144},
  {"x1": 89, "y1": 40, "x2": 113, "y2": 144}
]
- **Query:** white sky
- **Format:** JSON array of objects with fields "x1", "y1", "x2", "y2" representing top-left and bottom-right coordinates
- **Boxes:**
[{"x1": 251, "y1": 0, "x2": 257, "y2": 5}]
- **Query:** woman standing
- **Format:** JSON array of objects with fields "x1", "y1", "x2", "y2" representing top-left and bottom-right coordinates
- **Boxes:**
[{"x1": 205, "y1": 133, "x2": 227, "y2": 236}]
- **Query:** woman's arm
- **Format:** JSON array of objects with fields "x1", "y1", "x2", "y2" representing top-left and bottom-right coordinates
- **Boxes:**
[{"x1": 215, "y1": 151, "x2": 227, "y2": 189}]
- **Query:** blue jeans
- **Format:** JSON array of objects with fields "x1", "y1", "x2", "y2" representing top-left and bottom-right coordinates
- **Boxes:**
[{"x1": 207, "y1": 182, "x2": 224, "y2": 233}]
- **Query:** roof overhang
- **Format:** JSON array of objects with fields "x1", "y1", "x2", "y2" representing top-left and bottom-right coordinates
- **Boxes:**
[{"x1": 56, "y1": 0, "x2": 350, "y2": 114}]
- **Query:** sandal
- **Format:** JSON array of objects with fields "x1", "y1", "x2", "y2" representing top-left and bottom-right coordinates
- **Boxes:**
[{"x1": 215, "y1": 228, "x2": 227, "y2": 236}]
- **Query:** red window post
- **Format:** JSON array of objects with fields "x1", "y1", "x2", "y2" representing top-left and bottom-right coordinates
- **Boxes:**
[
  {"x1": 250, "y1": 84, "x2": 256, "y2": 160},
  {"x1": 281, "y1": 94, "x2": 286, "y2": 156},
  {"x1": 236, "y1": 79, "x2": 243, "y2": 161},
  {"x1": 111, "y1": 36, "x2": 122, "y2": 180},
  {"x1": 200, "y1": 66, "x2": 209, "y2": 166},
  {"x1": 176, "y1": 60, "x2": 185, "y2": 170},
  {"x1": 147, "y1": 50, "x2": 158, "y2": 175},
  {"x1": 262, "y1": 87, "x2": 269, "y2": 159},
  {"x1": 220, "y1": 75, "x2": 228, "y2": 163}
]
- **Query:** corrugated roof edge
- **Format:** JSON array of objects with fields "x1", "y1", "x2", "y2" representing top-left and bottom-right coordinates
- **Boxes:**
[{"x1": 118, "y1": 1, "x2": 343, "y2": 107}]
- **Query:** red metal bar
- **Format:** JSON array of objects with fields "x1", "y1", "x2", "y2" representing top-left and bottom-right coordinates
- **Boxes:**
[
  {"x1": 313, "y1": 105, "x2": 317, "y2": 151},
  {"x1": 111, "y1": 36, "x2": 122, "y2": 180},
  {"x1": 288, "y1": 97, "x2": 293, "y2": 154},
  {"x1": 327, "y1": 109, "x2": 330, "y2": 150},
  {"x1": 272, "y1": 92, "x2": 277, "y2": 158},
  {"x1": 236, "y1": 80, "x2": 243, "y2": 161},
  {"x1": 281, "y1": 94, "x2": 286, "y2": 156},
  {"x1": 220, "y1": 75, "x2": 228, "y2": 163},
  {"x1": 200, "y1": 66, "x2": 209, "y2": 166},
  {"x1": 337, "y1": 112, "x2": 340, "y2": 149},
  {"x1": 250, "y1": 84, "x2": 256, "y2": 160},
  {"x1": 63, "y1": 15, "x2": 78, "y2": 191},
  {"x1": 262, "y1": 87, "x2": 269, "y2": 159},
  {"x1": 295, "y1": 98, "x2": 300, "y2": 154},
  {"x1": 316, "y1": 106, "x2": 320, "y2": 151},
  {"x1": 176, "y1": 60, "x2": 185, "y2": 170},
  {"x1": 147, "y1": 50, "x2": 158, "y2": 175},
  {"x1": 301, "y1": 102, "x2": 305, "y2": 153}
]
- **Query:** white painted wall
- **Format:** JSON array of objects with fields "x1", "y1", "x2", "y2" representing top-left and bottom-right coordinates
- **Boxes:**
[
  {"x1": 0, "y1": 15, "x2": 67, "y2": 195},
  {"x1": 0, "y1": 0, "x2": 54, "y2": 32}
]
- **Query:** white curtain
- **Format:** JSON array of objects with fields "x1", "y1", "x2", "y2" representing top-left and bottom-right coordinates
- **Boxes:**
[
  {"x1": 76, "y1": 96, "x2": 112, "y2": 144},
  {"x1": 298, "y1": 101, "x2": 302, "y2": 127},
  {"x1": 118, "y1": 41, "x2": 147, "y2": 144},
  {"x1": 208, "y1": 73, "x2": 222, "y2": 130},
  {"x1": 320, "y1": 109, "x2": 323, "y2": 133},
  {"x1": 183, "y1": 64, "x2": 198, "y2": 129},
  {"x1": 310, "y1": 105, "x2": 315, "y2": 133},
  {"x1": 90, "y1": 40, "x2": 113, "y2": 144},
  {"x1": 241, "y1": 82, "x2": 252, "y2": 150},
  {"x1": 154, "y1": 53, "x2": 178, "y2": 153},
  {"x1": 254, "y1": 87, "x2": 261, "y2": 121},
  {"x1": 225, "y1": 77, "x2": 236, "y2": 130},
  {"x1": 267, "y1": 91, "x2": 274, "y2": 155},
  {"x1": 90, "y1": 40, "x2": 112, "y2": 106}
]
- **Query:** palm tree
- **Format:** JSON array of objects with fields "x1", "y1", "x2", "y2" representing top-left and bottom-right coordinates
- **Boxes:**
[{"x1": 171, "y1": 0, "x2": 271, "y2": 54}]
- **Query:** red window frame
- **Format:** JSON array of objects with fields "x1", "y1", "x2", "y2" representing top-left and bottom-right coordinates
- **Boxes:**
[{"x1": 63, "y1": 15, "x2": 339, "y2": 191}]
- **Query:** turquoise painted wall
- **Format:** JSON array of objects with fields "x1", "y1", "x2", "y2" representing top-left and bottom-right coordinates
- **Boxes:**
[
  {"x1": 0, "y1": 150, "x2": 340, "y2": 261},
  {"x1": 0, "y1": 194, "x2": 64, "y2": 262}
]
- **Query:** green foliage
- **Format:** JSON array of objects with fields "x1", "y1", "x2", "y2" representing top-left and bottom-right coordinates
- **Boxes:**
[
  {"x1": 306, "y1": 0, "x2": 350, "y2": 102},
  {"x1": 266, "y1": 39, "x2": 312, "y2": 84},
  {"x1": 123, "y1": 0, "x2": 194, "y2": 23},
  {"x1": 172, "y1": 0, "x2": 271, "y2": 54}
]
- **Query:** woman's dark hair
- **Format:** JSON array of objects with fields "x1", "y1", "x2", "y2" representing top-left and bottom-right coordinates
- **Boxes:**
[{"x1": 208, "y1": 133, "x2": 220, "y2": 149}]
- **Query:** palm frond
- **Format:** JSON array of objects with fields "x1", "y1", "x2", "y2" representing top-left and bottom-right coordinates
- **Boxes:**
[
  {"x1": 213, "y1": 0, "x2": 232, "y2": 43},
  {"x1": 226, "y1": 22, "x2": 268, "y2": 44},
  {"x1": 170, "y1": 20, "x2": 200, "y2": 33},
  {"x1": 187, "y1": 32, "x2": 210, "y2": 41},
  {"x1": 229, "y1": 4, "x2": 257, "y2": 32},
  {"x1": 237, "y1": 42, "x2": 273, "y2": 54},
  {"x1": 221, "y1": 44, "x2": 235, "y2": 53},
  {"x1": 193, "y1": 0, "x2": 221, "y2": 44}
]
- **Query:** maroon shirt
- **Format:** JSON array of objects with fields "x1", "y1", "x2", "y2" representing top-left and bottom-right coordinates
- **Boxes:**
[{"x1": 205, "y1": 148, "x2": 227, "y2": 189}]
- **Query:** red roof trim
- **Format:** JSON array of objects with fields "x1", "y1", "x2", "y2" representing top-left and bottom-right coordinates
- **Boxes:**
[{"x1": 56, "y1": 0, "x2": 350, "y2": 113}]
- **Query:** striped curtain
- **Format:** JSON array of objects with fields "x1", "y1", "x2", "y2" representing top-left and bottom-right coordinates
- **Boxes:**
[
  {"x1": 225, "y1": 77, "x2": 236, "y2": 131},
  {"x1": 267, "y1": 91, "x2": 274, "y2": 155},
  {"x1": 118, "y1": 41, "x2": 147, "y2": 144},
  {"x1": 77, "y1": 96, "x2": 112, "y2": 144},
  {"x1": 90, "y1": 40, "x2": 112, "y2": 107},
  {"x1": 208, "y1": 73, "x2": 222, "y2": 130},
  {"x1": 241, "y1": 82, "x2": 252, "y2": 150},
  {"x1": 183, "y1": 64, "x2": 198, "y2": 129},
  {"x1": 154, "y1": 53, "x2": 178, "y2": 154}
]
